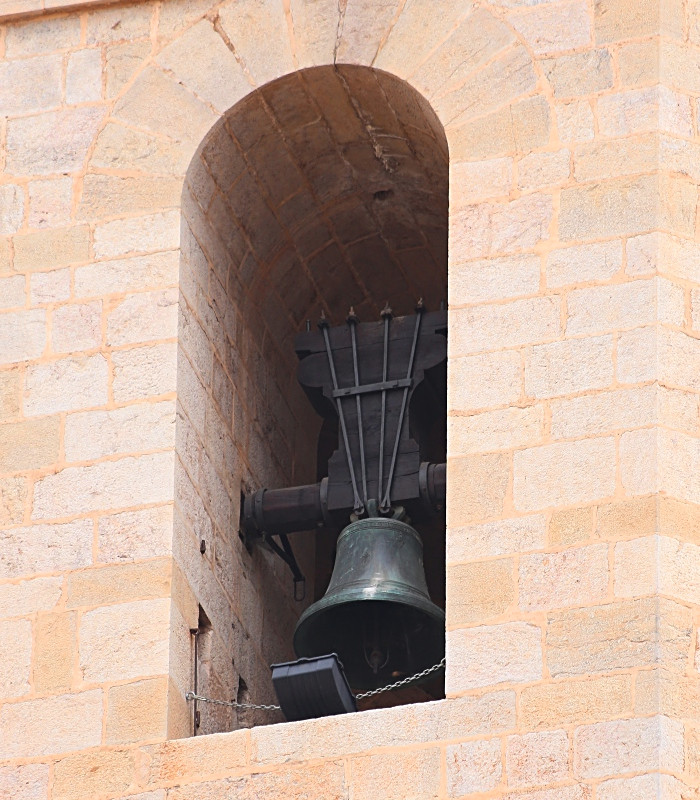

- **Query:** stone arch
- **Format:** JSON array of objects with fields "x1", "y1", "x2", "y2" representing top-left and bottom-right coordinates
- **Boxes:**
[{"x1": 81, "y1": 0, "x2": 545, "y2": 737}]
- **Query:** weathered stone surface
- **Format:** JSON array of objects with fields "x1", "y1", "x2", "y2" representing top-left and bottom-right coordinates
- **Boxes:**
[
  {"x1": 78, "y1": 174, "x2": 183, "y2": 220},
  {"x1": 447, "y1": 559, "x2": 515, "y2": 624},
  {"x1": 90, "y1": 124, "x2": 191, "y2": 174},
  {"x1": 112, "y1": 342, "x2": 178, "y2": 402},
  {"x1": 66, "y1": 49, "x2": 102, "y2": 104},
  {"x1": 6, "y1": 108, "x2": 104, "y2": 176},
  {"x1": 67, "y1": 559, "x2": 170, "y2": 608},
  {"x1": 542, "y1": 49, "x2": 613, "y2": 98},
  {"x1": 506, "y1": 730, "x2": 570, "y2": 788},
  {"x1": 451, "y1": 254, "x2": 539, "y2": 304},
  {"x1": 617, "y1": 326, "x2": 656, "y2": 384},
  {"x1": 550, "y1": 386, "x2": 655, "y2": 439},
  {"x1": 518, "y1": 149, "x2": 570, "y2": 191},
  {"x1": 33, "y1": 452, "x2": 175, "y2": 518},
  {"x1": 546, "y1": 598, "x2": 692, "y2": 676},
  {"x1": 567, "y1": 280, "x2": 655, "y2": 335},
  {"x1": 34, "y1": 611, "x2": 76, "y2": 693},
  {"x1": 447, "y1": 622, "x2": 543, "y2": 691},
  {"x1": 519, "y1": 544, "x2": 609, "y2": 611},
  {"x1": 547, "y1": 241, "x2": 622, "y2": 288},
  {"x1": 0, "y1": 763, "x2": 50, "y2": 800},
  {"x1": 30, "y1": 269, "x2": 71, "y2": 305},
  {"x1": 514, "y1": 438, "x2": 616, "y2": 511},
  {"x1": 52, "y1": 302, "x2": 102, "y2": 354},
  {"x1": 25, "y1": 354, "x2": 108, "y2": 415},
  {"x1": 0, "y1": 54, "x2": 62, "y2": 116},
  {"x1": 448, "y1": 516, "x2": 547, "y2": 562},
  {"x1": 0, "y1": 416, "x2": 60, "y2": 473},
  {"x1": 75, "y1": 252, "x2": 178, "y2": 298},
  {"x1": 525, "y1": 335, "x2": 614, "y2": 398},
  {"x1": 449, "y1": 351, "x2": 522, "y2": 412},
  {"x1": 351, "y1": 750, "x2": 440, "y2": 800},
  {"x1": 614, "y1": 536, "x2": 658, "y2": 597},
  {"x1": 447, "y1": 739, "x2": 502, "y2": 796},
  {"x1": 594, "y1": 0, "x2": 659, "y2": 43},
  {"x1": 13, "y1": 226, "x2": 90, "y2": 271},
  {"x1": 94, "y1": 210, "x2": 180, "y2": 259},
  {"x1": 4, "y1": 15, "x2": 81, "y2": 56},
  {"x1": 449, "y1": 405, "x2": 543, "y2": 455},
  {"x1": 520, "y1": 674, "x2": 633, "y2": 730},
  {"x1": 80, "y1": 598, "x2": 170, "y2": 682},
  {"x1": 549, "y1": 507, "x2": 594, "y2": 547},
  {"x1": 27, "y1": 178, "x2": 73, "y2": 230},
  {"x1": 448, "y1": 453, "x2": 510, "y2": 525},
  {"x1": 107, "y1": 289, "x2": 178, "y2": 346},
  {"x1": 97, "y1": 505, "x2": 173, "y2": 564},
  {"x1": 0, "y1": 690, "x2": 103, "y2": 758},
  {"x1": 620, "y1": 428, "x2": 657, "y2": 495},
  {"x1": 0, "y1": 520, "x2": 92, "y2": 579},
  {"x1": 107, "y1": 677, "x2": 168, "y2": 744},
  {"x1": 0, "y1": 618, "x2": 32, "y2": 698},
  {"x1": 597, "y1": 497, "x2": 656, "y2": 541},
  {"x1": 0, "y1": 185, "x2": 24, "y2": 235},
  {"x1": 0, "y1": 576, "x2": 62, "y2": 618},
  {"x1": 52, "y1": 749, "x2": 136, "y2": 800},
  {"x1": 0, "y1": 310, "x2": 46, "y2": 363},
  {"x1": 556, "y1": 100, "x2": 594, "y2": 143}
]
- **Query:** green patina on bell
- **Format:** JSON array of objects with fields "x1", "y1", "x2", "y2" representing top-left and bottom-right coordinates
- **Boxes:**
[{"x1": 293, "y1": 516, "x2": 445, "y2": 691}]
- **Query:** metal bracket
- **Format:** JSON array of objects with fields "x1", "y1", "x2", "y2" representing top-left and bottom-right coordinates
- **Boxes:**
[{"x1": 263, "y1": 532, "x2": 306, "y2": 601}]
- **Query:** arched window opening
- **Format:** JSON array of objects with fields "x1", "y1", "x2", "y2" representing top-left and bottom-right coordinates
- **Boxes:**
[{"x1": 177, "y1": 64, "x2": 448, "y2": 732}]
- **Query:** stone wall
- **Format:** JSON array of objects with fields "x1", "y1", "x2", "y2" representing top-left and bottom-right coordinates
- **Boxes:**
[{"x1": 1, "y1": 0, "x2": 700, "y2": 798}]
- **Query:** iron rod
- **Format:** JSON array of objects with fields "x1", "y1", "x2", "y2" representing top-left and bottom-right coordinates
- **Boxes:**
[
  {"x1": 381, "y1": 304, "x2": 423, "y2": 511},
  {"x1": 378, "y1": 307, "x2": 391, "y2": 509},
  {"x1": 348, "y1": 313, "x2": 368, "y2": 507}
]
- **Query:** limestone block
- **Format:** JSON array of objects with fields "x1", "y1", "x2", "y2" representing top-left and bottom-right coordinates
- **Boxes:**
[
  {"x1": 447, "y1": 453, "x2": 510, "y2": 525},
  {"x1": 550, "y1": 385, "x2": 655, "y2": 439},
  {"x1": 451, "y1": 254, "x2": 539, "y2": 304},
  {"x1": 192, "y1": 763, "x2": 346, "y2": 800},
  {"x1": 30, "y1": 268, "x2": 71, "y2": 305},
  {"x1": 449, "y1": 96, "x2": 550, "y2": 161},
  {"x1": 4, "y1": 15, "x2": 80, "y2": 56},
  {"x1": 0, "y1": 185, "x2": 24, "y2": 235},
  {"x1": 105, "y1": 40, "x2": 151, "y2": 97},
  {"x1": 559, "y1": 175, "x2": 659, "y2": 241},
  {"x1": 67, "y1": 559, "x2": 170, "y2": 608},
  {"x1": 0, "y1": 618, "x2": 31, "y2": 698},
  {"x1": 508, "y1": 1, "x2": 591, "y2": 56},
  {"x1": 52, "y1": 749, "x2": 136, "y2": 800},
  {"x1": 447, "y1": 621, "x2": 543, "y2": 691},
  {"x1": 556, "y1": 100, "x2": 594, "y2": 143},
  {"x1": 599, "y1": 86, "x2": 692, "y2": 138},
  {"x1": 447, "y1": 516, "x2": 547, "y2": 562},
  {"x1": 65, "y1": 401, "x2": 176, "y2": 462},
  {"x1": 506, "y1": 730, "x2": 569, "y2": 788},
  {"x1": 613, "y1": 536, "x2": 658, "y2": 598},
  {"x1": 0, "y1": 310, "x2": 46, "y2": 363},
  {"x1": 617, "y1": 327, "x2": 655, "y2": 384},
  {"x1": 411, "y1": 8, "x2": 515, "y2": 98},
  {"x1": 0, "y1": 55, "x2": 62, "y2": 116},
  {"x1": 0, "y1": 275, "x2": 26, "y2": 310},
  {"x1": 596, "y1": 775, "x2": 675, "y2": 800},
  {"x1": 502, "y1": 788, "x2": 590, "y2": 800},
  {"x1": 617, "y1": 40, "x2": 658, "y2": 86},
  {"x1": 437, "y1": 44, "x2": 537, "y2": 128},
  {"x1": 107, "y1": 677, "x2": 168, "y2": 744},
  {"x1": 596, "y1": 497, "x2": 656, "y2": 541},
  {"x1": 86, "y1": 3, "x2": 153, "y2": 43},
  {"x1": 66, "y1": 49, "x2": 102, "y2": 104},
  {"x1": 449, "y1": 405, "x2": 543, "y2": 456},
  {"x1": 0, "y1": 476, "x2": 27, "y2": 526},
  {"x1": 574, "y1": 716, "x2": 682, "y2": 778},
  {"x1": 519, "y1": 544, "x2": 609, "y2": 611},
  {"x1": 546, "y1": 240, "x2": 622, "y2": 288},
  {"x1": 80, "y1": 597, "x2": 170, "y2": 682},
  {"x1": 0, "y1": 370, "x2": 20, "y2": 422},
  {"x1": 626, "y1": 232, "x2": 658, "y2": 276},
  {"x1": 75, "y1": 252, "x2": 178, "y2": 299},
  {"x1": 374, "y1": 0, "x2": 469, "y2": 77},
  {"x1": 542, "y1": 49, "x2": 613, "y2": 98},
  {"x1": 94, "y1": 210, "x2": 179, "y2": 259},
  {"x1": 573, "y1": 133, "x2": 657, "y2": 182},
  {"x1": 158, "y1": 0, "x2": 216, "y2": 40},
  {"x1": 451, "y1": 158, "x2": 513, "y2": 208},
  {"x1": 52, "y1": 302, "x2": 102, "y2": 354},
  {"x1": 0, "y1": 416, "x2": 60, "y2": 473},
  {"x1": 518, "y1": 149, "x2": 570, "y2": 191},
  {"x1": 621, "y1": 428, "x2": 656, "y2": 495},
  {"x1": 0, "y1": 239, "x2": 12, "y2": 274},
  {"x1": 6, "y1": 108, "x2": 104, "y2": 177},
  {"x1": 514, "y1": 438, "x2": 616, "y2": 512},
  {"x1": 113, "y1": 66, "x2": 217, "y2": 145},
  {"x1": 520, "y1": 674, "x2": 633, "y2": 730},
  {"x1": 78, "y1": 175, "x2": 183, "y2": 220},
  {"x1": 0, "y1": 689, "x2": 103, "y2": 758},
  {"x1": 25, "y1": 354, "x2": 108, "y2": 416},
  {"x1": 446, "y1": 739, "x2": 502, "y2": 796},
  {"x1": 660, "y1": 173, "x2": 697, "y2": 237},
  {"x1": 594, "y1": 0, "x2": 659, "y2": 43},
  {"x1": 0, "y1": 763, "x2": 49, "y2": 800},
  {"x1": 0, "y1": 576, "x2": 62, "y2": 619},
  {"x1": 144, "y1": 728, "x2": 248, "y2": 785},
  {"x1": 659, "y1": 535, "x2": 700, "y2": 605},
  {"x1": 447, "y1": 558, "x2": 516, "y2": 625},
  {"x1": 350, "y1": 750, "x2": 440, "y2": 800},
  {"x1": 13, "y1": 226, "x2": 90, "y2": 271},
  {"x1": 33, "y1": 611, "x2": 76, "y2": 693},
  {"x1": 546, "y1": 598, "x2": 691, "y2": 676},
  {"x1": 219, "y1": 0, "x2": 295, "y2": 84},
  {"x1": 32, "y1": 452, "x2": 175, "y2": 518},
  {"x1": 658, "y1": 278, "x2": 684, "y2": 327},
  {"x1": 657, "y1": 385, "x2": 699, "y2": 433},
  {"x1": 549, "y1": 507, "x2": 594, "y2": 547},
  {"x1": 525, "y1": 335, "x2": 614, "y2": 399},
  {"x1": 97, "y1": 505, "x2": 173, "y2": 564},
  {"x1": 0, "y1": 520, "x2": 92, "y2": 580},
  {"x1": 90, "y1": 124, "x2": 191, "y2": 175},
  {"x1": 451, "y1": 296, "x2": 559, "y2": 356},
  {"x1": 112, "y1": 342, "x2": 178, "y2": 402},
  {"x1": 27, "y1": 178, "x2": 73, "y2": 230},
  {"x1": 107, "y1": 289, "x2": 178, "y2": 347},
  {"x1": 449, "y1": 351, "x2": 522, "y2": 412}
]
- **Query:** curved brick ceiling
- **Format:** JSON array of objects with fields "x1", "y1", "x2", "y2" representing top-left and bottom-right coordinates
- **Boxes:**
[{"x1": 183, "y1": 64, "x2": 448, "y2": 358}]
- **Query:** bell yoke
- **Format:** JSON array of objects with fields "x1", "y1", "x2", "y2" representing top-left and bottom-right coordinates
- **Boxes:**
[{"x1": 243, "y1": 301, "x2": 447, "y2": 691}]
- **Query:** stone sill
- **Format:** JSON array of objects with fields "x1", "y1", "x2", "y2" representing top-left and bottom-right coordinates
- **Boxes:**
[{"x1": 0, "y1": 0, "x2": 129, "y2": 22}]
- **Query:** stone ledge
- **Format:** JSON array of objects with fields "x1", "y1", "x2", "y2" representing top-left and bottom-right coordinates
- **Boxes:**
[{"x1": 0, "y1": 0, "x2": 135, "y2": 23}]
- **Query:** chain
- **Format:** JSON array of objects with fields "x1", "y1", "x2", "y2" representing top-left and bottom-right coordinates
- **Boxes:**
[
  {"x1": 184, "y1": 657, "x2": 446, "y2": 710},
  {"x1": 185, "y1": 692, "x2": 280, "y2": 711},
  {"x1": 355, "y1": 657, "x2": 446, "y2": 700}
]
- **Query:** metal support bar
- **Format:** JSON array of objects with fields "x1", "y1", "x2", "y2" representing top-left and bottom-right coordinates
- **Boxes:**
[{"x1": 331, "y1": 377, "x2": 411, "y2": 398}]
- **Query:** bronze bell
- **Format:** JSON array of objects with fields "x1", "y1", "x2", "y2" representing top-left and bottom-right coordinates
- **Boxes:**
[{"x1": 293, "y1": 516, "x2": 445, "y2": 690}]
